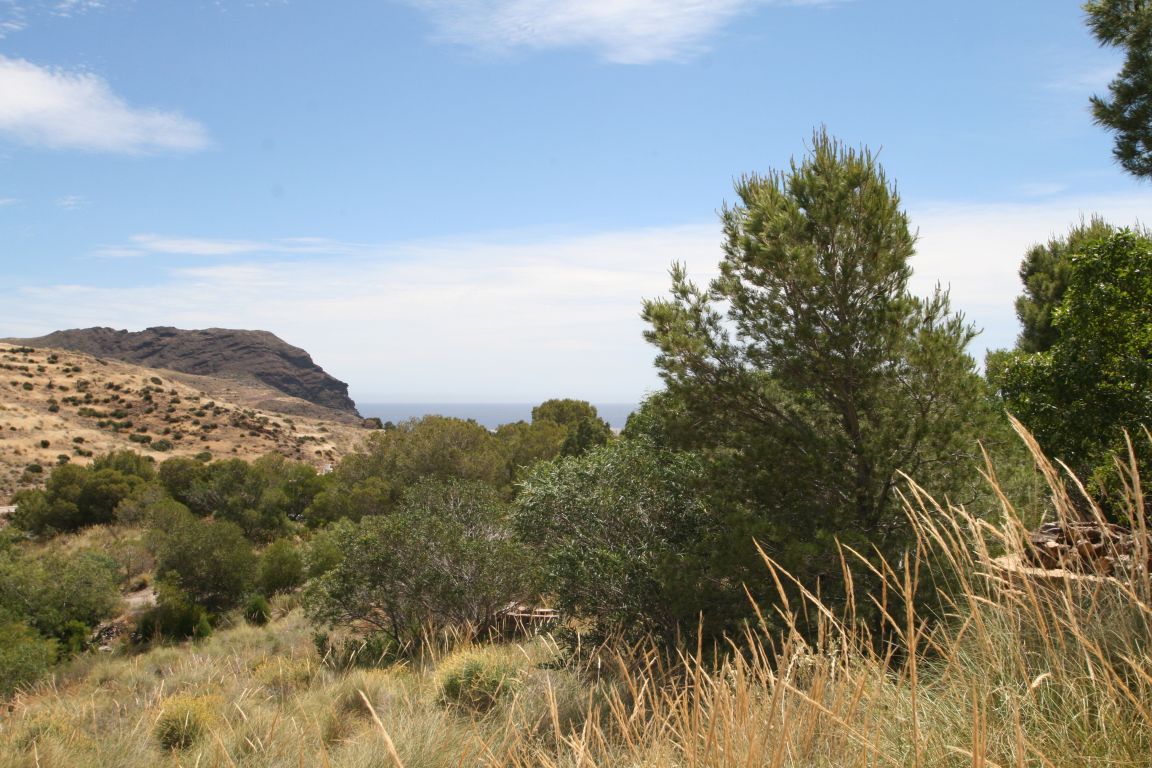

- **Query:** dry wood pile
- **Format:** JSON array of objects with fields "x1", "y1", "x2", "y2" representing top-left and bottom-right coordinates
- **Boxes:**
[{"x1": 1024, "y1": 520, "x2": 1148, "y2": 575}]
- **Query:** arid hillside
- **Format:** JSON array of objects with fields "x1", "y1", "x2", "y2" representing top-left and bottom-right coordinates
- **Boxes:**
[
  {"x1": 0, "y1": 343, "x2": 371, "y2": 501},
  {"x1": 5, "y1": 327, "x2": 360, "y2": 417}
]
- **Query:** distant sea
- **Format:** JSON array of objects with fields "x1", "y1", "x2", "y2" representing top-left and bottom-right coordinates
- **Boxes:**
[{"x1": 357, "y1": 403, "x2": 638, "y2": 431}]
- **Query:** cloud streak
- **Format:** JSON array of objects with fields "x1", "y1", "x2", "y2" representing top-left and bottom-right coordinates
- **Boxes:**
[
  {"x1": 0, "y1": 55, "x2": 209, "y2": 153},
  {"x1": 404, "y1": 0, "x2": 836, "y2": 64},
  {"x1": 8, "y1": 191, "x2": 1152, "y2": 400}
]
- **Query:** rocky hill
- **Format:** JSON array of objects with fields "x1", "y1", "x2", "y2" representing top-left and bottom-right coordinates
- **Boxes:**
[
  {"x1": 5, "y1": 327, "x2": 359, "y2": 418},
  {"x1": 0, "y1": 343, "x2": 370, "y2": 500}
]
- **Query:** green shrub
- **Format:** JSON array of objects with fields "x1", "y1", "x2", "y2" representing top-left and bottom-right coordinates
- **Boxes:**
[
  {"x1": 0, "y1": 549, "x2": 120, "y2": 646},
  {"x1": 154, "y1": 694, "x2": 219, "y2": 750},
  {"x1": 304, "y1": 480, "x2": 530, "y2": 649},
  {"x1": 0, "y1": 621, "x2": 57, "y2": 698},
  {"x1": 313, "y1": 630, "x2": 396, "y2": 671},
  {"x1": 257, "y1": 538, "x2": 305, "y2": 595},
  {"x1": 134, "y1": 582, "x2": 211, "y2": 642},
  {"x1": 244, "y1": 594, "x2": 271, "y2": 626},
  {"x1": 436, "y1": 646, "x2": 523, "y2": 712},
  {"x1": 148, "y1": 507, "x2": 256, "y2": 612}
]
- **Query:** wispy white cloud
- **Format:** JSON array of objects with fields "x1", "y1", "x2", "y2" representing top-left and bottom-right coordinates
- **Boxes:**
[
  {"x1": 403, "y1": 0, "x2": 837, "y2": 64},
  {"x1": 1014, "y1": 182, "x2": 1069, "y2": 198},
  {"x1": 93, "y1": 235, "x2": 374, "y2": 258},
  {"x1": 0, "y1": 55, "x2": 209, "y2": 153},
  {"x1": 0, "y1": 196, "x2": 17, "y2": 206},
  {"x1": 0, "y1": 1, "x2": 109, "y2": 38},
  {"x1": 55, "y1": 194, "x2": 86, "y2": 209},
  {"x1": 1045, "y1": 66, "x2": 1116, "y2": 94}
]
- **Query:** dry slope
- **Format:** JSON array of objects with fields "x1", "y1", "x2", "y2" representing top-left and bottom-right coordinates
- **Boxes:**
[
  {"x1": 0, "y1": 343, "x2": 370, "y2": 501},
  {"x1": 5, "y1": 327, "x2": 360, "y2": 418}
]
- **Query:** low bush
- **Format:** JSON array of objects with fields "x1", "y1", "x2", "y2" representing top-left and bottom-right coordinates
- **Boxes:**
[
  {"x1": 244, "y1": 594, "x2": 271, "y2": 626},
  {"x1": 436, "y1": 646, "x2": 523, "y2": 712},
  {"x1": 0, "y1": 620, "x2": 57, "y2": 697},
  {"x1": 153, "y1": 694, "x2": 220, "y2": 750},
  {"x1": 313, "y1": 630, "x2": 396, "y2": 671}
]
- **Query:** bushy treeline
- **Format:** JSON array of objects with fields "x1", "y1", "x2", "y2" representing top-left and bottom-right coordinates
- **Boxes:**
[{"x1": 0, "y1": 399, "x2": 615, "y2": 690}]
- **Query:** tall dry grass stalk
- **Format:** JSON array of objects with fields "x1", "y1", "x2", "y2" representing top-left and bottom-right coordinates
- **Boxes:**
[{"x1": 495, "y1": 421, "x2": 1152, "y2": 767}]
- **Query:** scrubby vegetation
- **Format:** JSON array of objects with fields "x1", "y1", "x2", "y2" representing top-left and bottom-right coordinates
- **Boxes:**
[
  {"x1": 0, "y1": 430, "x2": 1149, "y2": 766},
  {"x1": 5, "y1": 12, "x2": 1152, "y2": 758}
]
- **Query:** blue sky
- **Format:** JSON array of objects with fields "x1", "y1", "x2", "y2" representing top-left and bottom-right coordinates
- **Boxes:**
[{"x1": 0, "y1": 0, "x2": 1148, "y2": 405}]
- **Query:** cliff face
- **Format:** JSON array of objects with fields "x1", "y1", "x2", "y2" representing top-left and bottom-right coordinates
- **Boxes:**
[{"x1": 8, "y1": 327, "x2": 359, "y2": 416}]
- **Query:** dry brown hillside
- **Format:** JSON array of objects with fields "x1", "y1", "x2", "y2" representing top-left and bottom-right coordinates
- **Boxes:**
[{"x1": 0, "y1": 343, "x2": 370, "y2": 501}]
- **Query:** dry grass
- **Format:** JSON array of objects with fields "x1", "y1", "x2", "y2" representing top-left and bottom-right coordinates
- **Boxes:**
[
  {"x1": 0, "y1": 343, "x2": 367, "y2": 499},
  {"x1": 2, "y1": 422, "x2": 1150, "y2": 766}
]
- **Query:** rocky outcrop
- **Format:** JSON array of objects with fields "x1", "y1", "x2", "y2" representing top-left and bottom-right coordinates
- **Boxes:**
[{"x1": 6, "y1": 327, "x2": 359, "y2": 416}]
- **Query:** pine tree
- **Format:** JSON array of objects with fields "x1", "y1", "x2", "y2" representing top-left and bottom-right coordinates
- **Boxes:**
[
  {"x1": 1086, "y1": 0, "x2": 1152, "y2": 177},
  {"x1": 640, "y1": 130, "x2": 987, "y2": 627}
]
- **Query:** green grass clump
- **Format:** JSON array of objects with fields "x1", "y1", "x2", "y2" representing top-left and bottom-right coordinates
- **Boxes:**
[
  {"x1": 153, "y1": 694, "x2": 220, "y2": 750},
  {"x1": 436, "y1": 645, "x2": 524, "y2": 712}
]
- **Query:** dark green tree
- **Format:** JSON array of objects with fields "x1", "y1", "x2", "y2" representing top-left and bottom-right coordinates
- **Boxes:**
[
  {"x1": 531, "y1": 398, "x2": 612, "y2": 456},
  {"x1": 1086, "y1": 0, "x2": 1152, "y2": 177},
  {"x1": 304, "y1": 479, "x2": 530, "y2": 647},
  {"x1": 494, "y1": 418, "x2": 568, "y2": 481},
  {"x1": 0, "y1": 620, "x2": 57, "y2": 697},
  {"x1": 640, "y1": 130, "x2": 987, "y2": 628},
  {"x1": 11, "y1": 461, "x2": 145, "y2": 535},
  {"x1": 305, "y1": 416, "x2": 510, "y2": 524},
  {"x1": 257, "y1": 538, "x2": 305, "y2": 595},
  {"x1": 157, "y1": 456, "x2": 207, "y2": 509},
  {"x1": 148, "y1": 506, "x2": 257, "y2": 612},
  {"x1": 991, "y1": 229, "x2": 1152, "y2": 508},
  {"x1": 0, "y1": 547, "x2": 119, "y2": 648},
  {"x1": 90, "y1": 450, "x2": 156, "y2": 482},
  {"x1": 1013, "y1": 217, "x2": 1116, "y2": 353},
  {"x1": 514, "y1": 438, "x2": 715, "y2": 640}
]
